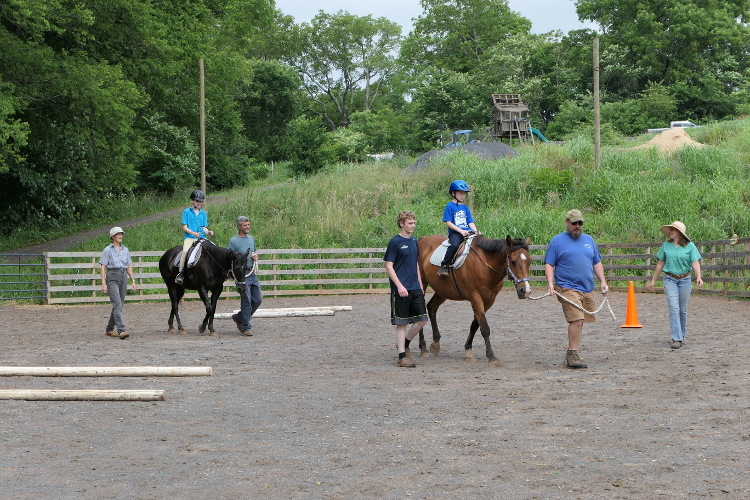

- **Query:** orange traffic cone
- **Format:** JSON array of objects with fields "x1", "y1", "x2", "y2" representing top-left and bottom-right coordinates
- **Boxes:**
[{"x1": 620, "y1": 281, "x2": 643, "y2": 328}]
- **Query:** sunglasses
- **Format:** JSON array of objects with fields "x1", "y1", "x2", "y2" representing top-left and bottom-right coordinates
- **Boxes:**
[{"x1": 570, "y1": 220, "x2": 584, "y2": 226}]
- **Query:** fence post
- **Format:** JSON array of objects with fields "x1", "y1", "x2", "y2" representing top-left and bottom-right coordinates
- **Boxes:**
[{"x1": 44, "y1": 252, "x2": 51, "y2": 305}]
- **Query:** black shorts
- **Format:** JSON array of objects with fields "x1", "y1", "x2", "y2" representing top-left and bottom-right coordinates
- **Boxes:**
[{"x1": 390, "y1": 289, "x2": 428, "y2": 325}]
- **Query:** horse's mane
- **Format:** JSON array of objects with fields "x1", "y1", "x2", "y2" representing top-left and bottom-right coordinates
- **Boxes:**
[
  {"x1": 473, "y1": 235, "x2": 529, "y2": 253},
  {"x1": 473, "y1": 235, "x2": 507, "y2": 253}
]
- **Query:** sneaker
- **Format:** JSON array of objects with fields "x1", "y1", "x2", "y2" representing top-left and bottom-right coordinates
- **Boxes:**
[
  {"x1": 565, "y1": 350, "x2": 588, "y2": 368},
  {"x1": 437, "y1": 265, "x2": 449, "y2": 277},
  {"x1": 397, "y1": 357, "x2": 416, "y2": 368},
  {"x1": 231, "y1": 314, "x2": 244, "y2": 333},
  {"x1": 174, "y1": 272, "x2": 184, "y2": 285},
  {"x1": 671, "y1": 341, "x2": 682, "y2": 349},
  {"x1": 118, "y1": 331, "x2": 129, "y2": 340},
  {"x1": 105, "y1": 330, "x2": 118, "y2": 337}
]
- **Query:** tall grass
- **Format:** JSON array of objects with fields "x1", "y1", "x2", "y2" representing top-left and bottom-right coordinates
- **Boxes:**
[{"x1": 38, "y1": 117, "x2": 750, "y2": 255}]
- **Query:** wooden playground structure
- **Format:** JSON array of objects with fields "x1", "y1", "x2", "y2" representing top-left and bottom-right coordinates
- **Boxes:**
[{"x1": 489, "y1": 94, "x2": 547, "y2": 145}]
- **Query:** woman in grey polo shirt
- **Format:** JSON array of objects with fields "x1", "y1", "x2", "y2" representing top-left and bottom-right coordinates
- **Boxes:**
[{"x1": 99, "y1": 227, "x2": 137, "y2": 339}]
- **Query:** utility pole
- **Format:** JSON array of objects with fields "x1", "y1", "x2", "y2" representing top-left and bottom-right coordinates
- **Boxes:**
[
  {"x1": 593, "y1": 38, "x2": 601, "y2": 171},
  {"x1": 199, "y1": 58, "x2": 206, "y2": 195}
]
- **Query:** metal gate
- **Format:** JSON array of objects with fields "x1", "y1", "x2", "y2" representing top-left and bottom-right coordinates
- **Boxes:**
[{"x1": 0, "y1": 254, "x2": 46, "y2": 301}]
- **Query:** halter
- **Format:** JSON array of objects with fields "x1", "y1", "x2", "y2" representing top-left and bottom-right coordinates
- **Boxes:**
[
  {"x1": 201, "y1": 240, "x2": 247, "y2": 287},
  {"x1": 469, "y1": 245, "x2": 530, "y2": 286},
  {"x1": 506, "y1": 262, "x2": 530, "y2": 286}
]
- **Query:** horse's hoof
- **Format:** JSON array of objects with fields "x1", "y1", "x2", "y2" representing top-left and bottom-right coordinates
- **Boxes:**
[
  {"x1": 419, "y1": 351, "x2": 430, "y2": 358},
  {"x1": 198, "y1": 325, "x2": 206, "y2": 334},
  {"x1": 168, "y1": 327, "x2": 175, "y2": 333},
  {"x1": 179, "y1": 329, "x2": 186, "y2": 335},
  {"x1": 429, "y1": 342, "x2": 441, "y2": 356},
  {"x1": 209, "y1": 331, "x2": 217, "y2": 336},
  {"x1": 488, "y1": 359, "x2": 501, "y2": 368}
]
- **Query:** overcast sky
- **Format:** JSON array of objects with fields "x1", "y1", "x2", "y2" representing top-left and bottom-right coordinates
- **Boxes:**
[{"x1": 273, "y1": 0, "x2": 597, "y2": 35}]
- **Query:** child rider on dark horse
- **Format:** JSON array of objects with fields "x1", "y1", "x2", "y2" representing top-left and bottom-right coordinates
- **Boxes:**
[
  {"x1": 175, "y1": 189, "x2": 214, "y2": 285},
  {"x1": 438, "y1": 180, "x2": 482, "y2": 277}
]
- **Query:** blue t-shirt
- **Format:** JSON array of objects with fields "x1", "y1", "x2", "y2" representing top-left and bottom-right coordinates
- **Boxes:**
[
  {"x1": 181, "y1": 207, "x2": 208, "y2": 240},
  {"x1": 383, "y1": 234, "x2": 421, "y2": 292},
  {"x1": 657, "y1": 241, "x2": 701, "y2": 275},
  {"x1": 442, "y1": 202, "x2": 474, "y2": 236},
  {"x1": 544, "y1": 231, "x2": 602, "y2": 293}
]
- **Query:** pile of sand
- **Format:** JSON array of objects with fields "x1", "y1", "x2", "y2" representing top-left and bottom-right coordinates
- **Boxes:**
[{"x1": 632, "y1": 127, "x2": 703, "y2": 152}]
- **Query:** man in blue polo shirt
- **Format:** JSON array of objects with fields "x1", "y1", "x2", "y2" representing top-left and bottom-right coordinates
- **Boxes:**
[{"x1": 544, "y1": 209, "x2": 609, "y2": 369}]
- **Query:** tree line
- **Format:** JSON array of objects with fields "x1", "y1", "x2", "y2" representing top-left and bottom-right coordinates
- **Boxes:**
[{"x1": 2, "y1": 0, "x2": 750, "y2": 230}]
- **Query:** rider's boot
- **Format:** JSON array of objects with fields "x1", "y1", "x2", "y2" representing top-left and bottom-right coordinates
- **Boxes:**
[
  {"x1": 437, "y1": 265, "x2": 450, "y2": 277},
  {"x1": 175, "y1": 271, "x2": 184, "y2": 285}
]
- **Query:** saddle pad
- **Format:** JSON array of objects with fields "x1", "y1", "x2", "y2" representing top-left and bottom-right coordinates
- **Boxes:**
[
  {"x1": 172, "y1": 240, "x2": 204, "y2": 268},
  {"x1": 429, "y1": 235, "x2": 474, "y2": 269}
]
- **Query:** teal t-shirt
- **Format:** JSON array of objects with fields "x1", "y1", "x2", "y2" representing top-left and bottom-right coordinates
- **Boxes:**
[{"x1": 656, "y1": 241, "x2": 701, "y2": 275}]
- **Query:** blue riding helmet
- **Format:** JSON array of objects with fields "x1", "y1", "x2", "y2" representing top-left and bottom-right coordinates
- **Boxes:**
[{"x1": 449, "y1": 180, "x2": 470, "y2": 193}]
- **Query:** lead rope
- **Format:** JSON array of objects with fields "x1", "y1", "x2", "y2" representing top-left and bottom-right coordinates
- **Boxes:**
[{"x1": 528, "y1": 286, "x2": 616, "y2": 321}]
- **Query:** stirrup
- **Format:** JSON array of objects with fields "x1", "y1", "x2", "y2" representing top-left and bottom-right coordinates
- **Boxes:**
[{"x1": 175, "y1": 272, "x2": 184, "y2": 285}]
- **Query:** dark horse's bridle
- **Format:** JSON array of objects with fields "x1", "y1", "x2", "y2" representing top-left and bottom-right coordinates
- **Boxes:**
[{"x1": 199, "y1": 239, "x2": 246, "y2": 287}]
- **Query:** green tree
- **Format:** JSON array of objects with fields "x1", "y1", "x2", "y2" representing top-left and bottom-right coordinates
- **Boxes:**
[
  {"x1": 401, "y1": 0, "x2": 531, "y2": 75},
  {"x1": 237, "y1": 59, "x2": 304, "y2": 163},
  {"x1": 576, "y1": 0, "x2": 750, "y2": 119},
  {"x1": 284, "y1": 116, "x2": 336, "y2": 176},
  {"x1": 285, "y1": 11, "x2": 402, "y2": 130},
  {"x1": 409, "y1": 70, "x2": 489, "y2": 151}
]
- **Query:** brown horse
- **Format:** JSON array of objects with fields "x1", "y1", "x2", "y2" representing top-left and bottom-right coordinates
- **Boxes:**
[{"x1": 417, "y1": 235, "x2": 532, "y2": 366}]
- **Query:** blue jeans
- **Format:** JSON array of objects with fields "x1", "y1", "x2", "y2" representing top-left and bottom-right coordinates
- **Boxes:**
[
  {"x1": 239, "y1": 279, "x2": 263, "y2": 331},
  {"x1": 663, "y1": 275, "x2": 692, "y2": 342}
]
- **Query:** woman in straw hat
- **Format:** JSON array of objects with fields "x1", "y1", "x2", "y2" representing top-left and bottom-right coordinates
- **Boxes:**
[
  {"x1": 99, "y1": 227, "x2": 137, "y2": 339},
  {"x1": 647, "y1": 221, "x2": 704, "y2": 349}
]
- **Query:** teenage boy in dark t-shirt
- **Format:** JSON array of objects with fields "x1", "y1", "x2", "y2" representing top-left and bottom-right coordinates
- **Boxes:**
[{"x1": 384, "y1": 211, "x2": 428, "y2": 367}]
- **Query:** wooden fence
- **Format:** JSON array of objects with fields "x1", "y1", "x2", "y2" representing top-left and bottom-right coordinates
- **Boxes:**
[{"x1": 43, "y1": 237, "x2": 750, "y2": 305}]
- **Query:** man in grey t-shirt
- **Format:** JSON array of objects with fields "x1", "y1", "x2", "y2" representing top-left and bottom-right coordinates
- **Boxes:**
[{"x1": 228, "y1": 216, "x2": 262, "y2": 336}]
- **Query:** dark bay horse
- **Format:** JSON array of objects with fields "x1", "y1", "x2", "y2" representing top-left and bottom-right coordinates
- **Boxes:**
[
  {"x1": 159, "y1": 240, "x2": 249, "y2": 336},
  {"x1": 417, "y1": 235, "x2": 532, "y2": 366}
]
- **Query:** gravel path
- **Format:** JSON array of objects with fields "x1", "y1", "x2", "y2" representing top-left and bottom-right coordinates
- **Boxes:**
[{"x1": 1, "y1": 291, "x2": 748, "y2": 499}]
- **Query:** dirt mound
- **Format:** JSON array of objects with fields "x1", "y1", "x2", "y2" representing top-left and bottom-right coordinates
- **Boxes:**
[
  {"x1": 632, "y1": 127, "x2": 704, "y2": 152},
  {"x1": 406, "y1": 142, "x2": 519, "y2": 171}
]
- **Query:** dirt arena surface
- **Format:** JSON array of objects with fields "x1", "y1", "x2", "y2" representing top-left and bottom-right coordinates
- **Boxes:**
[{"x1": 1, "y1": 291, "x2": 748, "y2": 499}]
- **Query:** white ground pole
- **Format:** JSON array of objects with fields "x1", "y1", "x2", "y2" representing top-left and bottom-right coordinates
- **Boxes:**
[
  {"x1": 0, "y1": 367, "x2": 212, "y2": 377},
  {"x1": 214, "y1": 306, "x2": 352, "y2": 319},
  {"x1": 0, "y1": 389, "x2": 165, "y2": 401}
]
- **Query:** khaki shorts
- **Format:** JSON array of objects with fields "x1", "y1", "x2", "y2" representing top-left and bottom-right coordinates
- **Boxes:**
[{"x1": 555, "y1": 285, "x2": 596, "y2": 323}]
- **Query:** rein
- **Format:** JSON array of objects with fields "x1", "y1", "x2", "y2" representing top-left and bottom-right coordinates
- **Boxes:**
[{"x1": 528, "y1": 287, "x2": 616, "y2": 321}]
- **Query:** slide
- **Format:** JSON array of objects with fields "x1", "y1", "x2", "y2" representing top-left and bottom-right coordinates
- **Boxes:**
[{"x1": 528, "y1": 127, "x2": 549, "y2": 142}]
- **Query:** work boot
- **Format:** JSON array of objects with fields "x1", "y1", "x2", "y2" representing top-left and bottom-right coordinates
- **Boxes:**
[
  {"x1": 437, "y1": 265, "x2": 449, "y2": 277},
  {"x1": 397, "y1": 357, "x2": 416, "y2": 368},
  {"x1": 566, "y1": 350, "x2": 588, "y2": 369},
  {"x1": 118, "y1": 331, "x2": 129, "y2": 340},
  {"x1": 105, "y1": 330, "x2": 118, "y2": 337},
  {"x1": 231, "y1": 314, "x2": 244, "y2": 333},
  {"x1": 174, "y1": 272, "x2": 184, "y2": 285}
]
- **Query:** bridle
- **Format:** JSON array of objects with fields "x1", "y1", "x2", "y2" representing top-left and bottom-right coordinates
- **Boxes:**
[
  {"x1": 470, "y1": 245, "x2": 530, "y2": 287},
  {"x1": 200, "y1": 240, "x2": 247, "y2": 287}
]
